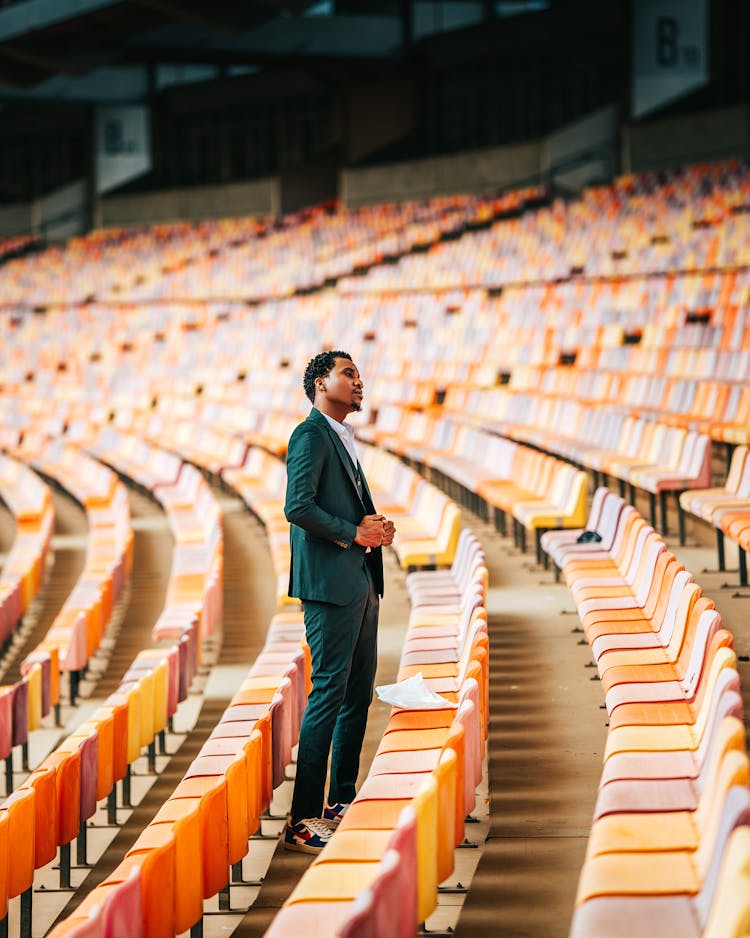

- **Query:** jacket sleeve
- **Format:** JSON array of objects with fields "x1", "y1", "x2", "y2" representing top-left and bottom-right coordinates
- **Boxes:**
[{"x1": 284, "y1": 421, "x2": 358, "y2": 548}]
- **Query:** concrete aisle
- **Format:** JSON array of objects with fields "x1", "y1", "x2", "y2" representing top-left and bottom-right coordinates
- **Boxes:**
[{"x1": 455, "y1": 517, "x2": 605, "y2": 938}]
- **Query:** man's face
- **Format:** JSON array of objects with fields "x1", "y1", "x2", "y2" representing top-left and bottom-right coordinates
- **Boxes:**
[{"x1": 318, "y1": 357, "x2": 363, "y2": 412}]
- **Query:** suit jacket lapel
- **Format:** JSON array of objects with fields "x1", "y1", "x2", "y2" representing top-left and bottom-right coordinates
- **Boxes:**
[
  {"x1": 358, "y1": 466, "x2": 376, "y2": 513},
  {"x1": 309, "y1": 409, "x2": 366, "y2": 508}
]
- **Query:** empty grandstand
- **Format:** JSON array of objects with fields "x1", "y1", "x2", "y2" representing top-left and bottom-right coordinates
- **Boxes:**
[{"x1": 0, "y1": 2, "x2": 747, "y2": 938}]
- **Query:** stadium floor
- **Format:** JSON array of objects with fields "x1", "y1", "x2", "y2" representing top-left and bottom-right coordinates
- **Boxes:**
[{"x1": 14, "y1": 481, "x2": 750, "y2": 937}]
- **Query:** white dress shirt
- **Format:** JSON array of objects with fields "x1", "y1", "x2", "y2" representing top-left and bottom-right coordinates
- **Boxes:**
[{"x1": 319, "y1": 409, "x2": 359, "y2": 469}]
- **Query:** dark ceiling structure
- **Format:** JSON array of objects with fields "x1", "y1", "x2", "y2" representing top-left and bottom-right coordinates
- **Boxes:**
[
  {"x1": 0, "y1": 0, "x2": 609, "y2": 102},
  {"x1": 0, "y1": 0, "x2": 412, "y2": 98},
  {"x1": 0, "y1": 0, "x2": 743, "y2": 210}
]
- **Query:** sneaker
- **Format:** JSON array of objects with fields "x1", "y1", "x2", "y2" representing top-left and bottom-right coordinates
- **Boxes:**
[
  {"x1": 284, "y1": 817, "x2": 333, "y2": 854},
  {"x1": 323, "y1": 802, "x2": 350, "y2": 827}
]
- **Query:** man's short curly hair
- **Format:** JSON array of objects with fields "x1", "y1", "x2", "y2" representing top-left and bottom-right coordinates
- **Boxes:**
[{"x1": 303, "y1": 350, "x2": 352, "y2": 403}]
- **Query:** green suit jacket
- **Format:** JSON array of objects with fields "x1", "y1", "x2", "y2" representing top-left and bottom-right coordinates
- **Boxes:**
[{"x1": 284, "y1": 407, "x2": 384, "y2": 605}]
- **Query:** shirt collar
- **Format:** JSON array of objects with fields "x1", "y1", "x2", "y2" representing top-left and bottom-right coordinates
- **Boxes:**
[
  {"x1": 317, "y1": 408, "x2": 359, "y2": 466},
  {"x1": 317, "y1": 408, "x2": 355, "y2": 441}
]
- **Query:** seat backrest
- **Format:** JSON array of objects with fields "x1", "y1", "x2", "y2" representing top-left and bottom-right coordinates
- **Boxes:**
[
  {"x1": 455, "y1": 693, "x2": 481, "y2": 813},
  {"x1": 614, "y1": 416, "x2": 640, "y2": 456},
  {"x1": 695, "y1": 778, "x2": 750, "y2": 912},
  {"x1": 449, "y1": 529, "x2": 475, "y2": 580},
  {"x1": 3, "y1": 785, "x2": 35, "y2": 898},
  {"x1": 668, "y1": 587, "x2": 716, "y2": 669},
  {"x1": 695, "y1": 680, "x2": 746, "y2": 769},
  {"x1": 618, "y1": 527, "x2": 661, "y2": 586},
  {"x1": 662, "y1": 425, "x2": 687, "y2": 468},
  {"x1": 641, "y1": 421, "x2": 668, "y2": 463},
  {"x1": 682, "y1": 628, "x2": 736, "y2": 707},
  {"x1": 483, "y1": 434, "x2": 517, "y2": 478},
  {"x1": 734, "y1": 448, "x2": 750, "y2": 497},
  {"x1": 607, "y1": 510, "x2": 646, "y2": 573},
  {"x1": 592, "y1": 490, "x2": 626, "y2": 547},
  {"x1": 583, "y1": 487, "x2": 610, "y2": 530},
  {"x1": 682, "y1": 432, "x2": 712, "y2": 484},
  {"x1": 100, "y1": 861, "x2": 142, "y2": 938},
  {"x1": 433, "y1": 747, "x2": 458, "y2": 884},
  {"x1": 641, "y1": 554, "x2": 682, "y2": 625},
  {"x1": 386, "y1": 806, "x2": 419, "y2": 938},
  {"x1": 412, "y1": 774, "x2": 438, "y2": 925},
  {"x1": 701, "y1": 825, "x2": 750, "y2": 938},
  {"x1": 18, "y1": 762, "x2": 57, "y2": 868},
  {"x1": 622, "y1": 418, "x2": 649, "y2": 457},
  {"x1": 696, "y1": 714, "x2": 747, "y2": 799},
  {"x1": 629, "y1": 537, "x2": 667, "y2": 603},
  {"x1": 652, "y1": 569, "x2": 696, "y2": 642}
]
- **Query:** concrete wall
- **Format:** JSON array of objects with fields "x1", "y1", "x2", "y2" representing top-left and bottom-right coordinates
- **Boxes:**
[
  {"x1": 340, "y1": 139, "x2": 543, "y2": 206},
  {"x1": 545, "y1": 105, "x2": 620, "y2": 193},
  {"x1": 623, "y1": 103, "x2": 750, "y2": 173},
  {"x1": 0, "y1": 202, "x2": 31, "y2": 238},
  {"x1": 32, "y1": 180, "x2": 89, "y2": 241},
  {"x1": 98, "y1": 176, "x2": 280, "y2": 228},
  {"x1": 0, "y1": 179, "x2": 89, "y2": 241}
]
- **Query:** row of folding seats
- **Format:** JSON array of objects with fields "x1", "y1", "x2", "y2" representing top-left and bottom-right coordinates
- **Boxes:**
[
  {"x1": 4, "y1": 277, "x2": 749, "y2": 474},
  {"x1": 0, "y1": 454, "x2": 55, "y2": 804},
  {"x1": 551, "y1": 414, "x2": 711, "y2": 509},
  {"x1": 0, "y1": 432, "x2": 221, "y2": 937},
  {"x1": 355, "y1": 445, "x2": 462, "y2": 569},
  {"x1": 361, "y1": 408, "x2": 588, "y2": 561},
  {"x1": 265, "y1": 530, "x2": 488, "y2": 937},
  {"x1": 0, "y1": 169, "x2": 748, "y2": 405},
  {"x1": 130, "y1": 405, "x2": 300, "y2": 463},
  {"x1": 220, "y1": 446, "x2": 296, "y2": 608},
  {"x1": 477, "y1": 324, "x2": 750, "y2": 385},
  {"x1": 87, "y1": 428, "x2": 223, "y2": 696},
  {"x1": 540, "y1": 489, "x2": 750, "y2": 938},
  {"x1": 154, "y1": 315, "x2": 750, "y2": 442},
  {"x1": 85, "y1": 426, "x2": 182, "y2": 490},
  {"x1": 429, "y1": 389, "x2": 713, "y2": 541},
  {"x1": 87, "y1": 429, "x2": 223, "y2": 658},
  {"x1": 0, "y1": 632, "x2": 188, "y2": 936},
  {"x1": 440, "y1": 365, "x2": 750, "y2": 448},
  {"x1": 0, "y1": 442, "x2": 133, "y2": 803},
  {"x1": 341, "y1": 162, "x2": 750, "y2": 290},
  {"x1": 135, "y1": 416, "x2": 250, "y2": 477},
  {"x1": 47, "y1": 612, "x2": 310, "y2": 938},
  {"x1": 680, "y1": 445, "x2": 750, "y2": 586},
  {"x1": 0, "y1": 453, "x2": 54, "y2": 650},
  {"x1": 0, "y1": 194, "x2": 502, "y2": 307},
  {"x1": 505, "y1": 367, "x2": 750, "y2": 434},
  {"x1": 85, "y1": 425, "x2": 222, "y2": 650}
]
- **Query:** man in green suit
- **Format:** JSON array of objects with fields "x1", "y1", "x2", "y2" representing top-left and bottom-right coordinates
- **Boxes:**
[{"x1": 283, "y1": 350, "x2": 395, "y2": 853}]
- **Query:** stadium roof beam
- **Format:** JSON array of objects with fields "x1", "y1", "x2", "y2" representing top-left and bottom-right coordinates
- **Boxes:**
[
  {"x1": 0, "y1": 0, "x2": 119, "y2": 43},
  {"x1": 127, "y1": 15, "x2": 405, "y2": 64},
  {"x1": 132, "y1": 0, "x2": 260, "y2": 36}
]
